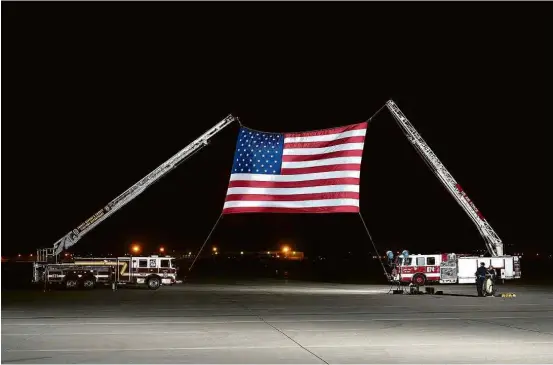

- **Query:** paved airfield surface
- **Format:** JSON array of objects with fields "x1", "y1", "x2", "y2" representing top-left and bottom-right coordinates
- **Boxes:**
[{"x1": 2, "y1": 281, "x2": 553, "y2": 364}]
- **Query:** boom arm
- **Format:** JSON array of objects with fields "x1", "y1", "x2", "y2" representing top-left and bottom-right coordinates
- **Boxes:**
[
  {"x1": 385, "y1": 100, "x2": 504, "y2": 257},
  {"x1": 51, "y1": 114, "x2": 236, "y2": 256}
]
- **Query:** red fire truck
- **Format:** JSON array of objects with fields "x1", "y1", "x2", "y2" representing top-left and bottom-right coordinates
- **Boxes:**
[{"x1": 391, "y1": 252, "x2": 521, "y2": 286}]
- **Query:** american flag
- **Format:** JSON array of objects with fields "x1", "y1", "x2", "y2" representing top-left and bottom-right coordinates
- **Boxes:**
[{"x1": 222, "y1": 122, "x2": 368, "y2": 214}]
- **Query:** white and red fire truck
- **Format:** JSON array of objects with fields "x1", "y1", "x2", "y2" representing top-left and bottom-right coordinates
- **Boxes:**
[
  {"x1": 384, "y1": 101, "x2": 521, "y2": 286},
  {"x1": 31, "y1": 115, "x2": 236, "y2": 289},
  {"x1": 391, "y1": 252, "x2": 521, "y2": 286},
  {"x1": 33, "y1": 253, "x2": 178, "y2": 290}
]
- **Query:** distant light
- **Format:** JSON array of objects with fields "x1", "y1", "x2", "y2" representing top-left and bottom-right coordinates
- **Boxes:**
[
  {"x1": 159, "y1": 247, "x2": 165, "y2": 253},
  {"x1": 282, "y1": 245, "x2": 290, "y2": 253},
  {"x1": 215, "y1": 252, "x2": 219, "y2": 255},
  {"x1": 240, "y1": 251, "x2": 244, "y2": 255},
  {"x1": 132, "y1": 245, "x2": 140, "y2": 253},
  {"x1": 292, "y1": 251, "x2": 296, "y2": 255},
  {"x1": 18, "y1": 254, "x2": 21, "y2": 257},
  {"x1": 188, "y1": 252, "x2": 192, "y2": 255},
  {"x1": 267, "y1": 251, "x2": 270, "y2": 254},
  {"x1": 30, "y1": 254, "x2": 33, "y2": 257},
  {"x1": 212, "y1": 246, "x2": 217, "y2": 252}
]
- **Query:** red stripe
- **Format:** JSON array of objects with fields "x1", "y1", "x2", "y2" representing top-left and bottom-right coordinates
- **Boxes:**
[
  {"x1": 222, "y1": 206, "x2": 360, "y2": 214},
  {"x1": 284, "y1": 122, "x2": 367, "y2": 138},
  {"x1": 281, "y1": 164, "x2": 361, "y2": 175},
  {"x1": 225, "y1": 192, "x2": 360, "y2": 202},
  {"x1": 282, "y1": 150, "x2": 363, "y2": 162},
  {"x1": 284, "y1": 136, "x2": 366, "y2": 149},
  {"x1": 228, "y1": 177, "x2": 361, "y2": 189}
]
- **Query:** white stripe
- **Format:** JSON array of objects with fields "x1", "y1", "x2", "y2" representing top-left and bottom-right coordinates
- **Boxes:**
[
  {"x1": 229, "y1": 171, "x2": 361, "y2": 182},
  {"x1": 284, "y1": 129, "x2": 366, "y2": 143},
  {"x1": 226, "y1": 185, "x2": 359, "y2": 196},
  {"x1": 223, "y1": 199, "x2": 359, "y2": 209},
  {"x1": 282, "y1": 157, "x2": 362, "y2": 169},
  {"x1": 283, "y1": 143, "x2": 365, "y2": 156}
]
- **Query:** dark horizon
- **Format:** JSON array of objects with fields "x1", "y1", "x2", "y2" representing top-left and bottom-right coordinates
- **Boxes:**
[{"x1": 3, "y1": 2, "x2": 551, "y2": 259}]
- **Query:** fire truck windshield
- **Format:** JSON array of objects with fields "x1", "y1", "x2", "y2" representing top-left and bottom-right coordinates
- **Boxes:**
[{"x1": 399, "y1": 257, "x2": 412, "y2": 266}]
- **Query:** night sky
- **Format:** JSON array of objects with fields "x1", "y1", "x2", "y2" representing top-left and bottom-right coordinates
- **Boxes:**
[{"x1": 3, "y1": 2, "x2": 551, "y2": 258}]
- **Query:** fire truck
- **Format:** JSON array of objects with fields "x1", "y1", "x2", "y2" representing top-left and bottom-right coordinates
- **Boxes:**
[
  {"x1": 32, "y1": 114, "x2": 237, "y2": 290},
  {"x1": 383, "y1": 101, "x2": 521, "y2": 286},
  {"x1": 33, "y1": 251, "x2": 178, "y2": 290},
  {"x1": 390, "y1": 252, "x2": 521, "y2": 286}
]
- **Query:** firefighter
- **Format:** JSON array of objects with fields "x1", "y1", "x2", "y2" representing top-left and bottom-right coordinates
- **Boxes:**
[{"x1": 475, "y1": 262, "x2": 488, "y2": 297}]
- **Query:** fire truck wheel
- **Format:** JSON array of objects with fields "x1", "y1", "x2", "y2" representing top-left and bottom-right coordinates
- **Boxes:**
[
  {"x1": 147, "y1": 276, "x2": 161, "y2": 290},
  {"x1": 82, "y1": 277, "x2": 96, "y2": 289},
  {"x1": 412, "y1": 274, "x2": 426, "y2": 286},
  {"x1": 65, "y1": 278, "x2": 79, "y2": 289}
]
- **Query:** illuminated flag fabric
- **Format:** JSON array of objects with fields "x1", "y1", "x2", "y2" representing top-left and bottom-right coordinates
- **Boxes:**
[{"x1": 223, "y1": 122, "x2": 368, "y2": 214}]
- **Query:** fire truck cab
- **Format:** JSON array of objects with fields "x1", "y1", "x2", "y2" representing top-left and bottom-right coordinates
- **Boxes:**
[{"x1": 394, "y1": 253, "x2": 447, "y2": 286}]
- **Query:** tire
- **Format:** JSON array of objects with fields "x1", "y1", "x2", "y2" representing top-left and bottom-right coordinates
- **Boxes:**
[
  {"x1": 412, "y1": 274, "x2": 426, "y2": 286},
  {"x1": 483, "y1": 278, "x2": 495, "y2": 296},
  {"x1": 82, "y1": 277, "x2": 96, "y2": 289},
  {"x1": 65, "y1": 278, "x2": 78, "y2": 289},
  {"x1": 147, "y1": 276, "x2": 161, "y2": 290}
]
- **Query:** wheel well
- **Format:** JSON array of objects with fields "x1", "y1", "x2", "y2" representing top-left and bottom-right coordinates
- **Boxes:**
[
  {"x1": 64, "y1": 273, "x2": 79, "y2": 281},
  {"x1": 147, "y1": 275, "x2": 161, "y2": 282}
]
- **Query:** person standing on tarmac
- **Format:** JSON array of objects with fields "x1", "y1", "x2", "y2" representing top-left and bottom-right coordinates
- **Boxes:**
[{"x1": 475, "y1": 262, "x2": 488, "y2": 297}]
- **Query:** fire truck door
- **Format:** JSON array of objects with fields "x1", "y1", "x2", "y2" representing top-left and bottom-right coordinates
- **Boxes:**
[{"x1": 117, "y1": 257, "x2": 132, "y2": 282}]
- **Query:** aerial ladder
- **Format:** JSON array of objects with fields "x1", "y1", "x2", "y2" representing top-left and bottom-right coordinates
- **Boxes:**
[
  {"x1": 36, "y1": 114, "x2": 237, "y2": 265},
  {"x1": 385, "y1": 100, "x2": 504, "y2": 257}
]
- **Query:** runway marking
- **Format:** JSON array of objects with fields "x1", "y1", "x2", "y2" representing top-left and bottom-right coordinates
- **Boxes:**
[
  {"x1": 5, "y1": 341, "x2": 553, "y2": 353},
  {"x1": 4, "y1": 315, "x2": 553, "y2": 326}
]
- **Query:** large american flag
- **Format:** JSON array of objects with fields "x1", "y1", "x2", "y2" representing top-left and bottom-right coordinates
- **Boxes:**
[{"x1": 222, "y1": 122, "x2": 368, "y2": 214}]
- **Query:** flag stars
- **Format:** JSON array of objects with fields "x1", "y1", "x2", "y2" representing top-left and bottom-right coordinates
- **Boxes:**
[{"x1": 233, "y1": 130, "x2": 283, "y2": 176}]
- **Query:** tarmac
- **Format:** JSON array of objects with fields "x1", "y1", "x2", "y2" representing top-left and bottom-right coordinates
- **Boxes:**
[{"x1": 2, "y1": 280, "x2": 553, "y2": 364}]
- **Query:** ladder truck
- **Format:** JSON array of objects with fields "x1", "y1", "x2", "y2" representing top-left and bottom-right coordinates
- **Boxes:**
[
  {"x1": 32, "y1": 114, "x2": 237, "y2": 290},
  {"x1": 385, "y1": 100, "x2": 521, "y2": 286}
]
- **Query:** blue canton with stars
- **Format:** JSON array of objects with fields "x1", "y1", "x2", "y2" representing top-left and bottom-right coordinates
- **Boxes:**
[{"x1": 231, "y1": 127, "x2": 285, "y2": 175}]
